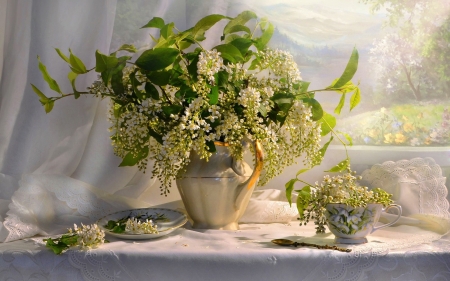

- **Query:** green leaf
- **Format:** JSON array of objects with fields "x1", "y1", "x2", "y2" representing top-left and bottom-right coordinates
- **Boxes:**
[
  {"x1": 302, "y1": 98, "x2": 323, "y2": 121},
  {"x1": 319, "y1": 136, "x2": 333, "y2": 158},
  {"x1": 300, "y1": 81, "x2": 311, "y2": 93},
  {"x1": 147, "y1": 70, "x2": 171, "y2": 86},
  {"x1": 162, "y1": 104, "x2": 183, "y2": 117},
  {"x1": 145, "y1": 82, "x2": 160, "y2": 100},
  {"x1": 296, "y1": 168, "x2": 310, "y2": 177},
  {"x1": 111, "y1": 224, "x2": 126, "y2": 233},
  {"x1": 95, "y1": 50, "x2": 119, "y2": 72},
  {"x1": 119, "y1": 147, "x2": 149, "y2": 167},
  {"x1": 248, "y1": 58, "x2": 260, "y2": 70},
  {"x1": 104, "y1": 220, "x2": 117, "y2": 230},
  {"x1": 153, "y1": 36, "x2": 176, "y2": 49},
  {"x1": 44, "y1": 100, "x2": 54, "y2": 113},
  {"x1": 115, "y1": 44, "x2": 137, "y2": 53},
  {"x1": 37, "y1": 56, "x2": 62, "y2": 94},
  {"x1": 135, "y1": 48, "x2": 179, "y2": 71},
  {"x1": 130, "y1": 71, "x2": 143, "y2": 99},
  {"x1": 208, "y1": 75, "x2": 219, "y2": 105},
  {"x1": 67, "y1": 71, "x2": 80, "y2": 99},
  {"x1": 258, "y1": 104, "x2": 267, "y2": 117},
  {"x1": 254, "y1": 21, "x2": 274, "y2": 50},
  {"x1": 330, "y1": 47, "x2": 358, "y2": 89},
  {"x1": 187, "y1": 51, "x2": 200, "y2": 81},
  {"x1": 31, "y1": 84, "x2": 49, "y2": 104},
  {"x1": 272, "y1": 93, "x2": 294, "y2": 108},
  {"x1": 285, "y1": 178, "x2": 298, "y2": 206},
  {"x1": 141, "y1": 17, "x2": 165, "y2": 29},
  {"x1": 44, "y1": 238, "x2": 69, "y2": 255},
  {"x1": 110, "y1": 62, "x2": 126, "y2": 95},
  {"x1": 349, "y1": 87, "x2": 361, "y2": 111},
  {"x1": 177, "y1": 30, "x2": 195, "y2": 49},
  {"x1": 31, "y1": 84, "x2": 55, "y2": 114},
  {"x1": 319, "y1": 112, "x2": 336, "y2": 136},
  {"x1": 334, "y1": 93, "x2": 346, "y2": 115},
  {"x1": 205, "y1": 140, "x2": 216, "y2": 153},
  {"x1": 192, "y1": 14, "x2": 229, "y2": 41},
  {"x1": 55, "y1": 48, "x2": 70, "y2": 63},
  {"x1": 325, "y1": 159, "x2": 349, "y2": 172},
  {"x1": 296, "y1": 186, "x2": 312, "y2": 218},
  {"x1": 224, "y1": 34, "x2": 241, "y2": 43},
  {"x1": 60, "y1": 234, "x2": 78, "y2": 246},
  {"x1": 69, "y1": 49, "x2": 87, "y2": 74},
  {"x1": 338, "y1": 131, "x2": 353, "y2": 146},
  {"x1": 224, "y1": 11, "x2": 256, "y2": 35},
  {"x1": 160, "y1": 22, "x2": 175, "y2": 39},
  {"x1": 213, "y1": 44, "x2": 244, "y2": 63},
  {"x1": 148, "y1": 128, "x2": 163, "y2": 144},
  {"x1": 217, "y1": 71, "x2": 229, "y2": 88},
  {"x1": 226, "y1": 24, "x2": 251, "y2": 35},
  {"x1": 229, "y1": 38, "x2": 253, "y2": 56}
]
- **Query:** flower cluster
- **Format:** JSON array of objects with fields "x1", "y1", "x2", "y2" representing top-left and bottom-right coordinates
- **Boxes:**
[
  {"x1": 69, "y1": 223, "x2": 106, "y2": 250},
  {"x1": 44, "y1": 223, "x2": 106, "y2": 255},
  {"x1": 296, "y1": 166, "x2": 393, "y2": 233},
  {"x1": 125, "y1": 218, "x2": 158, "y2": 234}
]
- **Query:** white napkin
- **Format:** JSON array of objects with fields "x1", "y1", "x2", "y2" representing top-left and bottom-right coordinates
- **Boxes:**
[{"x1": 239, "y1": 189, "x2": 298, "y2": 223}]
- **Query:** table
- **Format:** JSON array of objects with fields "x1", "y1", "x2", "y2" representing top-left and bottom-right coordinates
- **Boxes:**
[{"x1": 0, "y1": 221, "x2": 449, "y2": 281}]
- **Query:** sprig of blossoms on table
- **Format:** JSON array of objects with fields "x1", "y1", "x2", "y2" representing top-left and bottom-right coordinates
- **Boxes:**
[
  {"x1": 125, "y1": 218, "x2": 158, "y2": 234},
  {"x1": 295, "y1": 165, "x2": 393, "y2": 234},
  {"x1": 33, "y1": 11, "x2": 360, "y2": 196},
  {"x1": 44, "y1": 223, "x2": 106, "y2": 255}
]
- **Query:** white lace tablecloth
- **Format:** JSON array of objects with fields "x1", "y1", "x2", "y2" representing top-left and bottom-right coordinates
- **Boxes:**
[{"x1": 1, "y1": 221, "x2": 449, "y2": 281}]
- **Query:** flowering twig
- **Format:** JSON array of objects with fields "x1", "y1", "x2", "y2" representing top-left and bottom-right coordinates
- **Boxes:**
[{"x1": 44, "y1": 223, "x2": 107, "y2": 255}]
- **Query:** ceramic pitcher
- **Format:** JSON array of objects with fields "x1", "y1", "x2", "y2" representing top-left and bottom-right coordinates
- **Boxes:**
[{"x1": 176, "y1": 140, "x2": 263, "y2": 230}]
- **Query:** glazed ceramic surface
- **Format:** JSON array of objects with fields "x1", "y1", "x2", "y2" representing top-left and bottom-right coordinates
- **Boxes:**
[
  {"x1": 325, "y1": 203, "x2": 402, "y2": 244},
  {"x1": 176, "y1": 141, "x2": 263, "y2": 230}
]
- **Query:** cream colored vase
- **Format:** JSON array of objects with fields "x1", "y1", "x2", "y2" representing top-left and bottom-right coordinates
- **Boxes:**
[{"x1": 176, "y1": 141, "x2": 263, "y2": 230}]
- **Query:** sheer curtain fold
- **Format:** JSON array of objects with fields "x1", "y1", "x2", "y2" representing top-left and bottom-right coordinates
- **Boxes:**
[{"x1": 0, "y1": 0, "x2": 140, "y2": 242}]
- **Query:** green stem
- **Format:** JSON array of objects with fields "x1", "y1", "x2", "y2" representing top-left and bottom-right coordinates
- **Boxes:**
[
  {"x1": 50, "y1": 91, "x2": 113, "y2": 101},
  {"x1": 320, "y1": 116, "x2": 350, "y2": 167}
]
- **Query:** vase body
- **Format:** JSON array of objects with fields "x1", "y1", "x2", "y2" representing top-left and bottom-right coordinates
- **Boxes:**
[
  {"x1": 176, "y1": 141, "x2": 263, "y2": 230},
  {"x1": 325, "y1": 203, "x2": 402, "y2": 244}
]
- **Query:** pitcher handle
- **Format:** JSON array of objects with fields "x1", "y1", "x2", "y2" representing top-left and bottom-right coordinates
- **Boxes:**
[
  {"x1": 233, "y1": 139, "x2": 264, "y2": 210},
  {"x1": 245, "y1": 139, "x2": 264, "y2": 190},
  {"x1": 372, "y1": 204, "x2": 402, "y2": 233}
]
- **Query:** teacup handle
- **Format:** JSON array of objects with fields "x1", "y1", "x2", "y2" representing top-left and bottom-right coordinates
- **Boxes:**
[{"x1": 371, "y1": 204, "x2": 402, "y2": 233}]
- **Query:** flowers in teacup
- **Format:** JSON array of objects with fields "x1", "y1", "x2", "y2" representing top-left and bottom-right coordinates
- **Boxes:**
[{"x1": 287, "y1": 163, "x2": 393, "y2": 234}]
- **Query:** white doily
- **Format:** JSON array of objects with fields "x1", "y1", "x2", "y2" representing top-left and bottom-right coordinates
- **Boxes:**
[{"x1": 361, "y1": 157, "x2": 450, "y2": 219}]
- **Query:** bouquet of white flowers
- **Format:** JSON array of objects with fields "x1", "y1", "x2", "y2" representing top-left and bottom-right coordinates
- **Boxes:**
[{"x1": 33, "y1": 11, "x2": 360, "y2": 195}]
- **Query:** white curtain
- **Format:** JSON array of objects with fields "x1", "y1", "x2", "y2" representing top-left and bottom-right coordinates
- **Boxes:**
[
  {"x1": 0, "y1": 0, "x2": 449, "y2": 242},
  {"x1": 0, "y1": 0, "x2": 246, "y2": 242}
]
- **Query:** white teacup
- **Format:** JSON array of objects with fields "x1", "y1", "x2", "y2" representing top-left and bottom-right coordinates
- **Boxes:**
[{"x1": 325, "y1": 203, "x2": 402, "y2": 244}]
